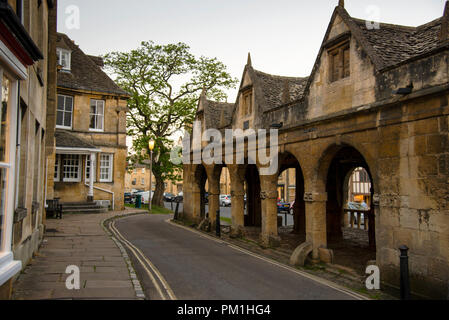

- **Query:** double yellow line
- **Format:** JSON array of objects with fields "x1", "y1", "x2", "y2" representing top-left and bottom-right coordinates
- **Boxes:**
[{"x1": 108, "y1": 219, "x2": 177, "y2": 300}]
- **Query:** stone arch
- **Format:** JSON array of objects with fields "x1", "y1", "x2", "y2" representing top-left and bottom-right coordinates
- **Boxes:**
[
  {"x1": 314, "y1": 140, "x2": 378, "y2": 194},
  {"x1": 314, "y1": 142, "x2": 377, "y2": 272},
  {"x1": 277, "y1": 151, "x2": 306, "y2": 236}
]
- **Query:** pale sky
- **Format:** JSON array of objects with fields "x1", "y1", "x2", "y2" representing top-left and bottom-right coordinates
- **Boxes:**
[{"x1": 57, "y1": 0, "x2": 446, "y2": 147}]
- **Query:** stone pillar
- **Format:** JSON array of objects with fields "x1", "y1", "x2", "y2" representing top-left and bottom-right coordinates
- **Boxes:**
[
  {"x1": 304, "y1": 192, "x2": 328, "y2": 260},
  {"x1": 208, "y1": 176, "x2": 220, "y2": 229},
  {"x1": 260, "y1": 174, "x2": 280, "y2": 247},
  {"x1": 191, "y1": 189, "x2": 202, "y2": 223},
  {"x1": 87, "y1": 153, "x2": 96, "y2": 203},
  {"x1": 229, "y1": 165, "x2": 245, "y2": 237}
]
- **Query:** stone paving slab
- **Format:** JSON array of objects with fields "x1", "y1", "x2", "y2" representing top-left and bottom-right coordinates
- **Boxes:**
[{"x1": 12, "y1": 209, "x2": 147, "y2": 300}]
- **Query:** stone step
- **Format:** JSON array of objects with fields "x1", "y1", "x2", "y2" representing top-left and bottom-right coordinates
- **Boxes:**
[
  {"x1": 62, "y1": 207, "x2": 109, "y2": 214},
  {"x1": 60, "y1": 202, "x2": 109, "y2": 214}
]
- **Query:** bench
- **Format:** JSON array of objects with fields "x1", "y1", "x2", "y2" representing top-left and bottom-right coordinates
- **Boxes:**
[{"x1": 46, "y1": 199, "x2": 63, "y2": 219}]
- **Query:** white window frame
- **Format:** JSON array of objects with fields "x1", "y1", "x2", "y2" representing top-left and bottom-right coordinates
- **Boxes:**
[
  {"x1": 141, "y1": 178, "x2": 145, "y2": 185},
  {"x1": 54, "y1": 154, "x2": 60, "y2": 182},
  {"x1": 85, "y1": 155, "x2": 96, "y2": 182},
  {"x1": 89, "y1": 99, "x2": 105, "y2": 132},
  {"x1": 0, "y1": 66, "x2": 22, "y2": 285},
  {"x1": 56, "y1": 94, "x2": 73, "y2": 130},
  {"x1": 99, "y1": 154, "x2": 113, "y2": 183},
  {"x1": 62, "y1": 154, "x2": 81, "y2": 182},
  {"x1": 56, "y1": 48, "x2": 71, "y2": 71}
]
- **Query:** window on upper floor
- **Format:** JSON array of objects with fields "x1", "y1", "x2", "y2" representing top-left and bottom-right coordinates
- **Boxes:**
[
  {"x1": 90, "y1": 99, "x2": 105, "y2": 131},
  {"x1": 328, "y1": 41, "x2": 350, "y2": 83},
  {"x1": 57, "y1": 48, "x2": 71, "y2": 71},
  {"x1": 56, "y1": 95, "x2": 73, "y2": 129},
  {"x1": 241, "y1": 90, "x2": 253, "y2": 116}
]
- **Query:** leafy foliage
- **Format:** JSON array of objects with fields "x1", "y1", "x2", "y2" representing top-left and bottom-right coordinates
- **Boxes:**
[{"x1": 104, "y1": 41, "x2": 237, "y2": 205}]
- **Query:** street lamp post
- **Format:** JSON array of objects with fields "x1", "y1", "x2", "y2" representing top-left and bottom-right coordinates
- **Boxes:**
[{"x1": 148, "y1": 140, "x2": 155, "y2": 213}]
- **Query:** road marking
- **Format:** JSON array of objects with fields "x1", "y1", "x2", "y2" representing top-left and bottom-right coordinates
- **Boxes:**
[
  {"x1": 166, "y1": 219, "x2": 368, "y2": 301},
  {"x1": 111, "y1": 217, "x2": 177, "y2": 300},
  {"x1": 108, "y1": 219, "x2": 177, "y2": 300}
]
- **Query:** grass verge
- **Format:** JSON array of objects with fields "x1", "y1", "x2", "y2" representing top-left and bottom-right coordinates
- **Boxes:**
[{"x1": 125, "y1": 203, "x2": 173, "y2": 214}]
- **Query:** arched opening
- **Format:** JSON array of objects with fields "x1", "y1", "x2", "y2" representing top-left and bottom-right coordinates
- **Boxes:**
[
  {"x1": 244, "y1": 164, "x2": 262, "y2": 228},
  {"x1": 194, "y1": 164, "x2": 208, "y2": 219},
  {"x1": 277, "y1": 152, "x2": 306, "y2": 248},
  {"x1": 218, "y1": 165, "x2": 231, "y2": 226},
  {"x1": 325, "y1": 146, "x2": 376, "y2": 274}
]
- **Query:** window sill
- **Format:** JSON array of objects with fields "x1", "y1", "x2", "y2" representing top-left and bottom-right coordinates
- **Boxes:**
[
  {"x1": 56, "y1": 126, "x2": 72, "y2": 130},
  {"x1": 0, "y1": 252, "x2": 22, "y2": 287},
  {"x1": 89, "y1": 129, "x2": 104, "y2": 133}
]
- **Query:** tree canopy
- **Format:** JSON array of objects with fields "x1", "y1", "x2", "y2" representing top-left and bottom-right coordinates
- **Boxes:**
[{"x1": 104, "y1": 41, "x2": 237, "y2": 205}]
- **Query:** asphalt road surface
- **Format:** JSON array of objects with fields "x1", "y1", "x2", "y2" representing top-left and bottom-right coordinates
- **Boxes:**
[{"x1": 113, "y1": 214, "x2": 362, "y2": 300}]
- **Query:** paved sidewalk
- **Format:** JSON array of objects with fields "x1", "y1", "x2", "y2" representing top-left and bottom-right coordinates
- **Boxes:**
[{"x1": 12, "y1": 209, "x2": 146, "y2": 300}]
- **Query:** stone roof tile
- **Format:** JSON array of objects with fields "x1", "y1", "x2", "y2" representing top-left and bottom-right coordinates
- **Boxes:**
[{"x1": 56, "y1": 33, "x2": 129, "y2": 96}]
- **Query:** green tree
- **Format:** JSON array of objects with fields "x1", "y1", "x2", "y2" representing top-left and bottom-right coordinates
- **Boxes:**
[{"x1": 104, "y1": 41, "x2": 237, "y2": 206}]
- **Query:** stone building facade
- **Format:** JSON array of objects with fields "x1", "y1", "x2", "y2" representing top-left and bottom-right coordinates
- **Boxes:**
[
  {"x1": 183, "y1": 3, "x2": 449, "y2": 299},
  {"x1": 0, "y1": 0, "x2": 56, "y2": 299},
  {"x1": 124, "y1": 164, "x2": 183, "y2": 196},
  {"x1": 45, "y1": 33, "x2": 129, "y2": 211}
]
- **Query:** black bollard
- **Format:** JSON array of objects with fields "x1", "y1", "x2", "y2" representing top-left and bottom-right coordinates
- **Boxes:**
[
  {"x1": 216, "y1": 210, "x2": 221, "y2": 237},
  {"x1": 399, "y1": 245, "x2": 411, "y2": 300}
]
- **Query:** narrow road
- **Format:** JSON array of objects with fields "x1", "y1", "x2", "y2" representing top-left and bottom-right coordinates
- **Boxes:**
[{"x1": 113, "y1": 214, "x2": 361, "y2": 300}]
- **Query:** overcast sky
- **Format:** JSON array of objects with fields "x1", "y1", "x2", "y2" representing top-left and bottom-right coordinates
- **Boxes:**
[{"x1": 58, "y1": 0, "x2": 446, "y2": 101}]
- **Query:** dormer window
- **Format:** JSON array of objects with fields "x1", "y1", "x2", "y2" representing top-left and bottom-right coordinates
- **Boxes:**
[
  {"x1": 241, "y1": 89, "x2": 253, "y2": 116},
  {"x1": 57, "y1": 48, "x2": 71, "y2": 71},
  {"x1": 328, "y1": 41, "x2": 350, "y2": 82}
]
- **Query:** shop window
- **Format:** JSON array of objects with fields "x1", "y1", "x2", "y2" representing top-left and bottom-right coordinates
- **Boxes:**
[{"x1": 0, "y1": 72, "x2": 12, "y2": 251}]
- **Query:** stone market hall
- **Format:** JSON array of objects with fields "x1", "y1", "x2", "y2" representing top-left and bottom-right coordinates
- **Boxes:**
[{"x1": 182, "y1": 1, "x2": 449, "y2": 299}]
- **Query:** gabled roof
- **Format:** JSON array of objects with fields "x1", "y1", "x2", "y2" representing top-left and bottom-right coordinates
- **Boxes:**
[
  {"x1": 197, "y1": 93, "x2": 234, "y2": 129},
  {"x1": 252, "y1": 69, "x2": 308, "y2": 111},
  {"x1": 352, "y1": 17, "x2": 442, "y2": 70},
  {"x1": 56, "y1": 33, "x2": 129, "y2": 97},
  {"x1": 302, "y1": 5, "x2": 447, "y2": 99}
]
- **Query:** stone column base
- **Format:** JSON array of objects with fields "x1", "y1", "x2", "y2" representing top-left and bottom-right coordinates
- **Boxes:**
[
  {"x1": 87, "y1": 196, "x2": 94, "y2": 203},
  {"x1": 260, "y1": 234, "x2": 281, "y2": 248},
  {"x1": 230, "y1": 225, "x2": 244, "y2": 238}
]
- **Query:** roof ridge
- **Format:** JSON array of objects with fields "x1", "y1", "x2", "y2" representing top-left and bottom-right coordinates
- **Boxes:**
[
  {"x1": 352, "y1": 17, "x2": 417, "y2": 31},
  {"x1": 253, "y1": 69, "x2": 309, "y2": 81}
]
